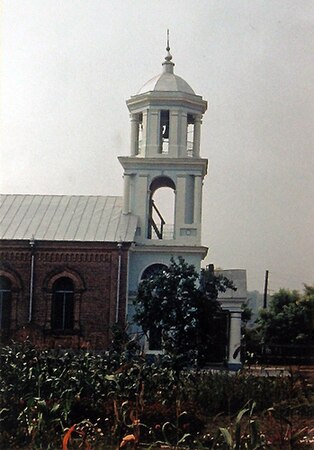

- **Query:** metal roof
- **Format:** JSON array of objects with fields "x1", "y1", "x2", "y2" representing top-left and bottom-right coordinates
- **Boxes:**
[
  {"x1": 138, "y1": 72, "x2": 195, "y2": 95},
  {"x1": 0, "y1": 195, "x2": 138, "y2": 243},
  {"x1": 138, "y1": 44, "x2": 195, "y2": 96}
]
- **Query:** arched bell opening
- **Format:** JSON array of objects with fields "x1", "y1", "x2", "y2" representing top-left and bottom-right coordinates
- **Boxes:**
[
  {"x1": 147, "y1": 176, "x2": 176, "y2": 240},
  {"x1": 186, "y1": 113, "x2": 195, "y2": 157},
  {"x1": 159, "y1": 110, "x2": 170, "y2": 154}
]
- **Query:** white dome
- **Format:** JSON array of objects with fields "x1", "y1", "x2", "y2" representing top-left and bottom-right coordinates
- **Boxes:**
[{"x1": 138, "y1": 72, "x2": 195, "y2": 95}]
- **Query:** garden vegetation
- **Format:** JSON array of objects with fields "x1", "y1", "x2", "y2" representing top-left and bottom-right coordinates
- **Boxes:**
[
  {"x1": 1, "y1": 260, "x2": 313, "y2": 448},
  {"x1": 0, "y1": 339, "x2": 313, "y2": 449}
]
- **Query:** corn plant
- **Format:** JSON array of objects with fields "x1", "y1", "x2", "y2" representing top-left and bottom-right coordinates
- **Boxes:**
[{"x1": 218, "y1": 402, "x2": 268, "y2": 449}]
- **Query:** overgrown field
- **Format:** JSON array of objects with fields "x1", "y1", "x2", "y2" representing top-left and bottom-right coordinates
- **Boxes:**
[{"x1": 0, "y1": 342, "x2": 313, "y2": 449}]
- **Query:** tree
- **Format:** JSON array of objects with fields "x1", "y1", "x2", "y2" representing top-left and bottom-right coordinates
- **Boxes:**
[
  {"x1": 133, "y1": 257, "x2": 235, "y2": 369},
  {"x1": 257, "y1": 285, "x2": 314, "y2": 345}
]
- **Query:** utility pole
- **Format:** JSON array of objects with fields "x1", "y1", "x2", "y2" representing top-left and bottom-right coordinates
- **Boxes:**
[{"x1": 263, "y1": 270, "x2": 269, "y2": 309}]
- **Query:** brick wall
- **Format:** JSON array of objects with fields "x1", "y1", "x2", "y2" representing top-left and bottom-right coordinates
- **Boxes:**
[{"x1": 0, "y1": 240, "x2": 130, "y2": 349}]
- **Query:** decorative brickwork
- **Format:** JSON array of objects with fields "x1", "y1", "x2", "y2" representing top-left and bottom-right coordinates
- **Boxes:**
[{"x1": 0, "y1": 240, "x2": 131, "y2": 349}]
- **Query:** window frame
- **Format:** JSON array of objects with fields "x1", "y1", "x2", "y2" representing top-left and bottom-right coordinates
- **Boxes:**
[
  {"x1": 0, "y1": 276, "x2": 12, "y2": 330},
  {"x1": 51, "y1": 277, "x2": 75, "y2": 333}
]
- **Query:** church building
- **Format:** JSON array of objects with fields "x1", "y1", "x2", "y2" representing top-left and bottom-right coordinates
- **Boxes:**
[{"x1": 0, "y1": 42, "x2": 246, "y2": 368}]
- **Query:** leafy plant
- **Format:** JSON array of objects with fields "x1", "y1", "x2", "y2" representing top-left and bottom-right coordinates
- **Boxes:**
[
  {"x1": 0, "y1": 341, "x2": 312, "y2": 449},
  {"x1": 133, "y1": 257, "x2": 235, "y2": 371},
  {"x1": 218, "y1": 402, "x2": 267, "y2": 449},
  {"x1": 257, "y1": 285, "x2": 314, "y2": 346}
]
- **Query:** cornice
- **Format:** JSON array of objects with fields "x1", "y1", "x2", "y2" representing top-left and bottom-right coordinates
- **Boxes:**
[
  {"x1": 130, "y1": 244, "x2": 208, "y2": 258},
  {"x1": 118, "y1": 156, "x2": 208, "y2": 176},
  {"x1": 126, "y1": 91, "x2": 207, "y2": 114},
  {"x1": 218, "y1": 298, "x2": 244, "y2": 312},
  {"x1": 0, "y1": 251, "x2": 30, "y2": 262},
  {"x1": 0, "y1": 250, "x2": 112, "y2": 263}
]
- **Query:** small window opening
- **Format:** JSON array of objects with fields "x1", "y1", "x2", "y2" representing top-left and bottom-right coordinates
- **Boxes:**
[
  {"x1": 187, "y1": 114, "x2": 195, "y2": 157},
  {"x1": 138, "y1": 113, "x2": 143, "y2": 155},
  {"x1": 0, "y1": 277, "x2": 11, "y2": 330},
  {"x1": 52, "y1": 277, "x2": 74, "y2": 332},
  {"x1": 160, "y1": 110, "x2": 170, "y2": 154}
]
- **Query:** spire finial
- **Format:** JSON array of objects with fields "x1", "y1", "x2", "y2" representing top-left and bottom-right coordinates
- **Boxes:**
[
  {"x1": 163, "y1": 29, "x2": 174, "y2": 72},
  {"x1": 165, "y1": 29, "x2": 172, "y2": 62}
]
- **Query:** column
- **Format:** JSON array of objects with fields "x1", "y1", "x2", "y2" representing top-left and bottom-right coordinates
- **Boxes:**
[
  {"x1": 169, "y1": 110, "x2": 179, "y2": 157},
  {"x1": 130, "y1": 115, "x2": 139, "y2": 156},
  {"x1": 146, "y1": 110, "x2": 159, "y2": 156},
  {"x1": 193, "y1": 175, "x2": 202, "y2": 225},
  {"x1": 123, "y1": 173, "x2": 131, "y2": 214},
  {"x1": 141, "y1": 111, "x2": 148, "y2": 156},
  {"x1": 179, "y1": 111, "x2": 188, "y2": 157},
  {"x1": 175, "y1": 175, "x2": 185, "y2": 237},
  {"x1": 228, "y1": 311, "x2": 242, "y2": 370},
  {"x1": 193, "y1": 115, "x2": 202, "y2": 157}
]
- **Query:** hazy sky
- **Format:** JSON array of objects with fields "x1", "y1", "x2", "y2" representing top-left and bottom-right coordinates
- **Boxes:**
[{"x1": 1, "y1": 0, "x2": 313, "y2": 293}]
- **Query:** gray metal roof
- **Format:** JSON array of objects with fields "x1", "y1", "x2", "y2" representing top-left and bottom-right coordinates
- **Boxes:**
[
  {"x1": 138, "y1": 72, "x2": 195, "y2": 95},
  {"x1": 0, "y1": 195, "x2": 137, "y2": 242}
]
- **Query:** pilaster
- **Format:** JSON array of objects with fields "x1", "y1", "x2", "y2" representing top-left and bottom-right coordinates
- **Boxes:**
[
  {"x1": 228, "y1": 311, "x2": 242, "y2": 370},
  {"x1": 130, "y1": 115, "x2": 139, "y2": 156},
  {"x1": 193, "y1": 115, "x2": 202, "y2": 157}
]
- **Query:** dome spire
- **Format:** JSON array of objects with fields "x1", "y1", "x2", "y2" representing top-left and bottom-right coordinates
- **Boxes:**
[{"x1": 162, "y1": 29, "x2": 175, "y2": 73}]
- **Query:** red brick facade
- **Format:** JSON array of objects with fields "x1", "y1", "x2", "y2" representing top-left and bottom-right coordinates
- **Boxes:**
[{"x1": 0, "y1": 240, "x2": 131, "y2": 349}]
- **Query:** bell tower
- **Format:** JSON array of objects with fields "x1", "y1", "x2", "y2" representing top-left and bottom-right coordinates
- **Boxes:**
[
  {"x1": 119, "y1": 39, "x2": 207, "y2": 248},
  {"x1": 119, "y1": 36, "x2": 209, "y2": 326}
]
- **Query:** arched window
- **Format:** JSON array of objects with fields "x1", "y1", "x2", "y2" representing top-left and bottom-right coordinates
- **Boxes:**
[
  {"x1": 52, "y1": 277, "x2": 74, "y2": 331},
  {"x1": 141, "y1": 263, "x2": 167, "y2": 280},
  {"x1": 0, "y1": 276, "x2": 11, "y2": 330}
]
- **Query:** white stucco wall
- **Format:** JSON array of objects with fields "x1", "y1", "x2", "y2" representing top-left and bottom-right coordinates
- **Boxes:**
[
  {"x1": 215, "y1": 269, "x2": 247, "y2": 369},
  {"x1": 215, "y1": 269, "x2": 247, "y2": 311}
]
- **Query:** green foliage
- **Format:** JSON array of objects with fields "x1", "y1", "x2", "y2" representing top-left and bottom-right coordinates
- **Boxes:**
[
  {"x1": 133, "y1": 257, "x2": 234, "y2": 369},
  {"x1": 257, "y1": 285, "x2": 314, "y2": 345},
  {"x1": 0, "y1": 342, "x2": 312, "y2": 449},
  {"x1": 241, "y1": 303, "x2": 252, "y2": 325},
  {"x1": 218, "y1": 401, "x2": 267, "y2": 449}
]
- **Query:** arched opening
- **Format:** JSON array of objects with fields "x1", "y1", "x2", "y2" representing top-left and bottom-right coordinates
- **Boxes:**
[
  {"x1": 159, "y1": 110, "x2": 170, "y2": 154},
  {"x1": 148, "y1": 176, "x2": 175, "y2": 240},
  {"x1": 0, "y1": 276, "x2": 11, "y2": 330},
  {"x1": 141, "y1": 263, "x2": 167, "y2": 280},
  {"x1": 51, "y1": 277, "x2": 74, "y2": 332},
  {"x1": 135, "y1": 113, "x2": 143, "y2": 155},
  {"x1": 186, "y1": 113, "x2": 195, "y2": 157}
]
